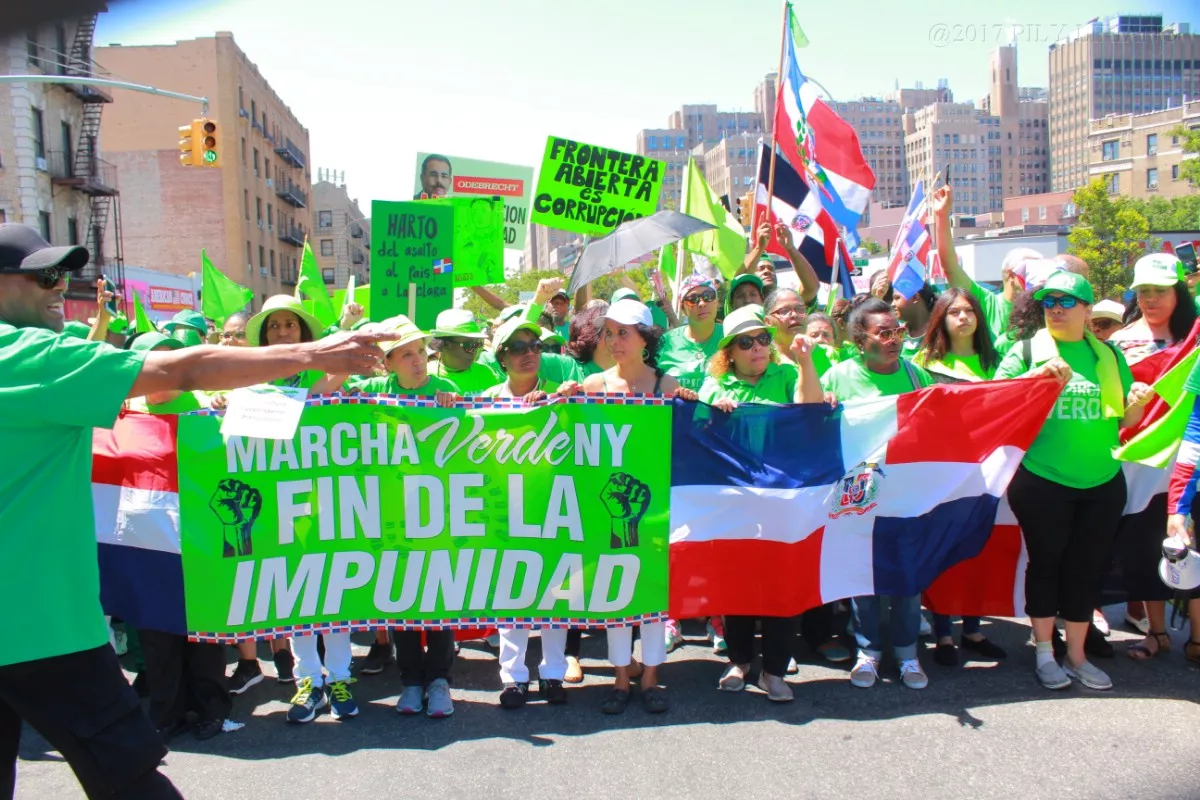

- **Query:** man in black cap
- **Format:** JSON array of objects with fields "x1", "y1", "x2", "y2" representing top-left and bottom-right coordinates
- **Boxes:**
[{"x1": 0, "y1": 224, "x2": 388, "y2": 799}]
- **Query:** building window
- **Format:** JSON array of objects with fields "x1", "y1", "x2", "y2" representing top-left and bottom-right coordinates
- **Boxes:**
[
  {"x1": 250, "y1": 99, "x2": 257, "y2": 122},
  {"x1": 1021, "y1": 207, "x2": 1030, "y2": 222},
  {"x1": 1173, "y1": 164, "x2": 1180, "y2": 180},
  {"x1": 244, "y1": 190, "x2": 249, "y2": 220},
  {"x1": 256, "y1": 197, "x2": 262, "y2": 225},
  {"x1": 648, "y1": 135, "x2": 658, "y2": 150},
  {"x1": 1147, "y1": 134, "x2": 1158, "y2": 156},
  {"x1": 270, "y1": 250, "x2": 276, "y2": 277},
  {"x1": 38, "y1": 212, "x2": 51, "y2": 242},
  {"x1": 246, "y1": 241, "x2": 252, "y2": 267},
  {"x1": 258, "y1": 245, "x2": 265, "y2": 268},
  {"x1": 320, "y1": 239, "x2": 334, "y2": 256},
  {"x1": 241, "y1": 138, "x2": 247, "y2": 167},
  {"x1": 319, "y1": 210, "x2": 333, "y2": 228},
  {"x1": 1101, "y1": 139, "x2": 1119, "y2": 161},
  {"x1": 67, "y1": 216, "x2": 78, "y2": 245},
  {"x1": 322, "y1": 268, "x2": 335, "y2": 284},
  {"x1": 253, "y1": 148, "x2": 259, "y2": 177},
  {"x1": 31, "y1": 108, "x2": 45, "y2": 160},
  {"x1": 1039, "y1": 206, "x2": 1047, "y2": 220},
  {"x1": 238, "y1": 85, "x2": 244, "y2": 111},
  {"x1": 264, "y1": 157, "x2": 270, "y2": 179},
  {"x1": 1147, "y1": 168, "x2": 1158, "y2": 190},
  {"x1": 1106, "y1": 173, "x2": 1120, "y2": 194}
]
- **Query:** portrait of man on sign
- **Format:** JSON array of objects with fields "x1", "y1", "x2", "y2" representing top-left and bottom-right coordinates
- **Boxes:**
[{"x1": 415, "y1": 154, "x2": 453, "y2": 199}]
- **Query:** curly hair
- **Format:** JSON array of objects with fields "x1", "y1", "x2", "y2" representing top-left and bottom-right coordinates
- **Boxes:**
[
  {"x1": 629, "y1": 323, "x2": 664, "y2": 367},
  {"x1": 1005, "y1": 290, "x2": 1044, "y2": 343},
  {"x1": 847, "y1": 297, "x2": 895, "y2": 347},
  {"x1": 566, "y1": 305, "x2": 606, "y2": 364},
  {"x1": 919, "y1": 287, "x2": 999, "y2": 372},
  {"x1": 708, "y1": 340, "x2": 779, "y2": 378}
]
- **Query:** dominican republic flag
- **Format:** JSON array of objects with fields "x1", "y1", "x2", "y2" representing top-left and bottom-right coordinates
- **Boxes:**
[
  {"x1": 772, "y1": 28, "x2": 874, "y2": 230},
  {"x1": 754, "y1": 142, "x2": 856, "y2": 300},
  {"x1": 886, "y1": 181, "x2": 931, "y2": 299},
  {"x1": 669, "y1": 378, "x2": 1063, "y2": 619},
  {"x1": 432, "y1": 259, "x2": 453, "y2": 275}
]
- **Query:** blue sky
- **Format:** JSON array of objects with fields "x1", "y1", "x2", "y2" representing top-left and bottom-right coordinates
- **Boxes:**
[{"x1": 97, "y1": 0, "x2": 1199, "y2": 211}]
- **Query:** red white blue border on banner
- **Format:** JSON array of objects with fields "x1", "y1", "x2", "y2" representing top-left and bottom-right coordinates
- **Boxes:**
[
  {"x1": 192, "y1": 392, "x2": 670, "y2": 416},
  {"x1": 188, "y1": 612, "x2": 670, "y2": 643}
]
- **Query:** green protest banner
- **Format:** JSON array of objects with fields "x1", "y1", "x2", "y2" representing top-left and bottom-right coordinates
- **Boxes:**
[
  {"x1": 413, "y1": 152, "x2": 534, "y2": 250},
  {"x1": 531, "y1": 136, "x2": 665, "y2": 237},
  {"x1": 370, "y1": 200, "x2": 455, "y2": 330},
  {"x1": 420, "y1": 196, "x2": 506, "y2": 287},
  {"x1": 177, "y1": 398, "x2": 671, "y2": 640}
]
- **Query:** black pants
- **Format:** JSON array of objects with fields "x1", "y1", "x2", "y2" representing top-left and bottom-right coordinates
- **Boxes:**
[
  {"x1": 799, "y1": 604, "x2": 835, "y2": 647},
  {"x1": 393, "y1": 630, "x2": 455, "y2": 686},
  {"x1": 724, "y1": 616, "x2": 794, "y2": 677},
  {"x1": 565, "y1": 629, "x2": 582, "y2": 658},
  {"x1": 1008, "y1": 465, "x2": 1127, "y2": 623},
  {"x1": 139, "y1": 630, "x2": 231, "y2": 729},
  {"x1": 0, "y1": 645, "x2": 182, "y2": 800}
]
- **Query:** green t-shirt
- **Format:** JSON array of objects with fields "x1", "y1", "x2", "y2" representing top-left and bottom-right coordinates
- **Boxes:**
[
  {"x1": 969, "y1": 278, "x2": 1012, "y2": 342},
  {"x1": 127, "y1": 391, "x2": 208, "y2": 415},
  {"x1": 432, "y1": 360, "x2": 501, "y2": 396},
  {"x1": 911, "y1": 351, "x2": 996, "y2": 384},
  {"x1": 657, "y1": 323, "x2": 723, "y2": 392},
  {"x1": 820, "y1": 357, "x2": 934, "y2": 402},
  {"x1": 901, "y1": 334, "x2": 924, "y2": 359},
  {"x1": 481, "y1": 378, "x2": 562, "y2": 398},
  {"x1": 272, "y1": 370, "x2": 325, "y2": 390},
  {"x1": 698, "y1": 362, "x2": 798, "y2": 405},
  {"x1": 578, "y1": 360, "x2": 604, "y2": 378},
  {"x1": 0, "y1": 325, "x2": 146, "y2": 666},
  {"x1": 355, "y1": 374, "x2": 460, "y2": 397},
  {"x1": 539, "y1": 353, "x2": 585, "y2": 385},
  {"x1": 995, "y1": 338, "x2": 1133, "y2": 489}
]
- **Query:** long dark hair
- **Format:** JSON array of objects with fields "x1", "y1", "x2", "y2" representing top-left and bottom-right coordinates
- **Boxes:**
[
  {"x1": 1004, "y1": 290, "x2": 1044, "y2": 344},
  {"x1": 920, "y1": 287, "x2": 998, "y2": 372},
  {"x1": 632, "y1": 323, "x2": 664, "y2": 367},
  {"x1": 1122, "y1": 282, "x2": 1197, "y2": 341},
  {"x1": 566, "y1": 305, "x2": 607, "y2": 364}
]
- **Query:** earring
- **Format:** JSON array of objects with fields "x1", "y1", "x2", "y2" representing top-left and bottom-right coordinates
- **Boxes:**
[{"x1": 641, "y1": 348, "x2": 649, "y2": 361}]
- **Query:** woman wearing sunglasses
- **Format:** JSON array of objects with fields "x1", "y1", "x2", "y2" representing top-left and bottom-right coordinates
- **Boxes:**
[
  {"x1": 911, "y1": 289, "x2": 1008, "y2": 666},
  {"x1": 482, "y1": 318, "x2": 581, "y2": 402},
  {"x1": 1104, "y1": 254, "x2": 1199, "y2": 662},
  {"x1": 995, "y1": 270, "x2": 1152, "y2": 691},
  {"x1": 697, "y1": 305, "x2": 824, "y2": 703},
  {"x1": 657, "y1": 275, "x2": 723, "y2": 392},
  {"x1": 581, "y1": 299, "x2": 696, "y2": 715},
  {"x1": 820, "y1": 297, "x2": 936, "y2": 691},
  {"x1": 429, "y1": 309, "x2": 499, "y2": 395}
]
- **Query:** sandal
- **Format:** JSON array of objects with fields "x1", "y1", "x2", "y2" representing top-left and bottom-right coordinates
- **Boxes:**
[
  {"x1": 1127, "y1": 631, "x2": 1171, "y2": 661},
  {"x1": 600, "y1": 688, "x2": 631, "y2": 715},
  {"x1": 1185, "y1": 640, "x2": 1200, "y2": 667},
  {"x1": 641, "y1": 685, "x2": 669, "y2": 714}
]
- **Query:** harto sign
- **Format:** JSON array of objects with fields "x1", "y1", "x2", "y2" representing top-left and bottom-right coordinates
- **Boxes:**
[{"x1": 453, "y1": 176, "x2": 525, "y2": 197}]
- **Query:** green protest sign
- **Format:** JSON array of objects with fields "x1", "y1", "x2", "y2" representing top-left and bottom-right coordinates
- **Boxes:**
[
  {"x1": 370, "y1": 201, "x2": 455, "y2": 330},
  {"x1": 531, "y1": 136, "x2": 665, "y2": 237},
  {"x1": 177, "y1": 398, "x2": 671, "y2": 639},
  {"x1": 413, "y1": 152, "x2": 534, "y2": 250},
  {"x1": 421, "y1": 196, "x2": 506, "y2": 288}
]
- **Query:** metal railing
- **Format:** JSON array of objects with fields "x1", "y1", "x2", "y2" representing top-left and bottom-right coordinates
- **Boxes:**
[
  {"x1": 47, "y1": 150, "x2": 118, "y2": 194},
  {"x1": 275, "y1": 180, "x2": 307, "y2": 209}
]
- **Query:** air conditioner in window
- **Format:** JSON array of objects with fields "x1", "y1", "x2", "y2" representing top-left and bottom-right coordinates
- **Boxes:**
[
  {"x1": 266, "y1": 178, "x2": 274, "y2": 189},
  {"x1": 35, "y1": 157, "x2": 47, "y2": 171},
  {"x1": 257, "y1": 220, "x2": 264, "y2": 230},
  {"x1": 260, "y1": 267, "x2": 268, "y2": 276}
]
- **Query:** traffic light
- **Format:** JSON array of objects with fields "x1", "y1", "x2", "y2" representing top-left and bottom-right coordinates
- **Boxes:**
[
  {"x1": 179, "y1": 118, "x2": 219, "y2": 167},
  {"x1": 738, "y1": 191, "x2": 755, "y2": 230}
]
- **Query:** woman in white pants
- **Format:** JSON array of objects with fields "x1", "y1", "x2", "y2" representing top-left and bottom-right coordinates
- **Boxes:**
[
  {"x1": 287, "y1": 633, "x2": 356, "y2": 723},
  {"x1": 497, "y1": 627, "x2": 570, "y2": 708}
]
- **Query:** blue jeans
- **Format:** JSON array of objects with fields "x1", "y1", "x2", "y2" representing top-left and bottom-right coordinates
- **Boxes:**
[
  {"x1": 852, "y1": 594, "x2": 921, "y2": 661},
  {"x1": 932, "y1": 614, "x2": 981, "y2": 639}
]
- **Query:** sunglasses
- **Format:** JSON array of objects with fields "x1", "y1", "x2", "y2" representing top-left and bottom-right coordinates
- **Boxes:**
[
  {"x1": 869, "y1": 325, "x2": 906, "y2": 344},
  {"x1": 683, "y1": 290, "x2": 717, "y2": 306},
  {"x1": 12, "y1": 266, "x2": 71, "y2": 290},
  {"x1": 221, "y1": 330, "x2": 247, "y2": 340},
  {"x1": 544, "y1": 344, "x2": 563, "y2": 355},
  {"x1": 734, "y1": 331, "x2": 773, "y2": 350},
  {"x1": 505, "y1": 339, "x2": 544, "y2": 356},
  {"x1": 1092, "y1": 318, "x2": 1120, "y2": 329},
  {"x1": 1041, "y1": 295, "x2": 1079, "y2": 310},
  {"x1": 448, "y1": 340, "x2": 482, "y2": 353}
]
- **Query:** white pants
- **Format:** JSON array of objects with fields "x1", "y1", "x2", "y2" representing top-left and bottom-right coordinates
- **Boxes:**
[
  {"x1": 606, "y1": 621, "x2": 666, "y2": 668},
  {"x1": 291, "y1": 632, "x2": 352, "y2": 686},
  {"x1": 498, "y1": 627, "x2": 568, "y2": 684}
]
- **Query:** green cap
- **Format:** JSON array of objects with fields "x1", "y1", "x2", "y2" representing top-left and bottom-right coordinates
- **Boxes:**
[
  {"x1": 61, "y1": 320, "x2": 92, "y2": 340},
  {"x1": 717, "y1": 304, "x2": 776, "y2": 350},
  {"x1": 372, "y1": 315, "x2": 430, "y2": 355},
  {"x1": 431, "y1": 308, "x2": 487, "y2": 339},
  {"x1": 541, "y1": 329, "x2": 567, "y2": 346},
  {"x1": 161, "y1": 309, "x2": 208, "y2": 336},
  {"x1": 726, "y1": 273, "x2": 765, "y2": 313},
  {"x1": 1033, "y1": 270, "x2": 1095, "y2": 305},
  {"x1": 107, "y1": 314, "x2": 129, "y2": 334},
  {"x1": 170, "y1": 327, "x2": 204, "y2": 348},
  {"x1": 129, "y1": 332, "x2": 184, "y2": 353},
  {"x1": 1131, "y1": 253, "x2": 1185, "y2": 289},
  {"x1": 493, "y1": 317, "x2": 542, "y2": 349},
  {"x1": 245, "y1": 295, "x2": 324, "y2": 347},
  {"x1": 611, "y1": 287, "x2": 641, "y2": 305}
]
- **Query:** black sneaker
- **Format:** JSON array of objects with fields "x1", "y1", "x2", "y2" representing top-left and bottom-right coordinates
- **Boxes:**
[
  {"x1": 539, "y1": 679, "x2": 568, "y2": 704},
  {"x1": 193, "y1": 719, "x2": 224, "y2": 741},
  {"x1": 961, "y1": 636, "x2": 1008, "y2": 660},
  {"x1": 157, "y1": 718, "x2": 190, "y2": 744},
  {"x1": 274, "y1": 649, "x2": 296, "y2": 684},
  {"x1": 499, "y1": 682, "x2": 529, "y2": 709},
  {"x1": 359, "y1": 642, "x2": 394, "y2": 676},
  {"x1": 1085, "y1": 624, "x2": 1114, "y2": 659},
  {"x1": 286, "y1": 677, "x2": 327, "y2": 724},
  {"x1": 228, "y1": 659, "x2": 264, "y2": 695},
  {"x1": 933, "y1": 642, "x2": 959, "y2": 667}
]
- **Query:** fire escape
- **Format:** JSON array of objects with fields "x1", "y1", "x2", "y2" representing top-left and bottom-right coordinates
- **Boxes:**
[{"x1": 50, "y1": 13, "x2": 124, "y2": 298}]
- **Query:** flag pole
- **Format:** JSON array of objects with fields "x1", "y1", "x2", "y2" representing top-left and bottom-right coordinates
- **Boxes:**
[{"x1": 764, "y1": 0, "x2": 791, "y2": 235}]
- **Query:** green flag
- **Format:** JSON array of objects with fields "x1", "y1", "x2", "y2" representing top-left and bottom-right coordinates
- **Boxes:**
[
  {"x1": 788, "y1": 3, "x2": 809, "y2": 47},
  {"x1": 297, "y1": 239, "x2": 338, "y2": 327},
  {"x1": 1114, "y1": 347, "x2": 1200, "y2": 467},
  {"x1": 132, "y1": 290, "x2": 156, "y2": 334},
  {"x1": 680, "y1": 158, "x2": 747, "y2": 280},
  {"x1": 200, "y1": 250, "x2": 253, "y2": 327}
]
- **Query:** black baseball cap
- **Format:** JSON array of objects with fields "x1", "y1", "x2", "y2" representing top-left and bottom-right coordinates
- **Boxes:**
[{"x1": 0, "y1": 223, "x2": 89, "y2": 273}]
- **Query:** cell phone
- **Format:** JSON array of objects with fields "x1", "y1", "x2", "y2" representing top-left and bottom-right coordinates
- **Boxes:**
[
  {"x1": 102, "y1": 276, "x2": 118, "y2": 315},
  {"x1": 1175, "y1": 242, "x2": 1197, "y2": 274},
  {"x1": 944, "y1": 163, "x2": 951, "y2": 187}
]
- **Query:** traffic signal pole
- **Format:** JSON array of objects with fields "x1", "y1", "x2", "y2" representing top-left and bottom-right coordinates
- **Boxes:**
[{"x1": 0, "y1": 74, "x2": 209, "y2": 115}]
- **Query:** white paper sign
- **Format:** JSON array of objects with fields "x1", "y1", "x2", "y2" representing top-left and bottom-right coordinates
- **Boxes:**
[{"x1": 220, "y1": 385, "x2": 308, "y2": 440}]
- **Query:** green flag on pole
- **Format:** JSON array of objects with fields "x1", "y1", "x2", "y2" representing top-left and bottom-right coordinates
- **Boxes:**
[
  {"x1": 132, "y1": 290, "x2": 156, "y2": 334},
  {"x1": 788, "y1": 2, "x2": 810, "y2": 47},
  {"x1": 1114, "y1": 347, "x2": 1200, "y2": 468},
  {"x1": 297, "y1": 239, "x2": 339, "y2": 328},
  {"x1": 680, "y1": 158, "x2": 747, "y2": 280},
  {"x1": 200, "y1": 250, "x2": 253, "y2": 327}
]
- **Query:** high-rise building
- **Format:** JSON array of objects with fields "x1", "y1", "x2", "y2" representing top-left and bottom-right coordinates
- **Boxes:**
[
  {"x1": 96, "y1": 32, "x2": 312, "y2": 309},
  {"x1": 984, "y1": 45, "x2": 1050, "y2": 200},
  {"x1": 0, "y1": 13, "x2": 124, "y2": 314},
  {"x1": 635, "y1": 128, "x2": 690, "y2": 210},
  {"x1": 311, "y1": 170, "x2": 369, "y2": 290},
  {"x1": 1048, "y1": 15, "x2": 1200, "y2": 191},
  {"x1": 697, "y1": 133, "x2": 759, "y2": 216},
  {"x1": 755, "y1": 72, "x2": 777, "y2": 136},
  {"x1": 1087, "y1": 99, "x2": 1200, "y2": 199},
  {"x1": 904, "y1": 102, "x2": 998, "y2": 216}
]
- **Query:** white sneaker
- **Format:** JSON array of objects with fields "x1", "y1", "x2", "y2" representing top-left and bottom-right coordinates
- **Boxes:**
[
  {"x1": 718, "y1": 663, "x2": 748, "y2": 692},
  {"x1": 786, "y1": 657, "x2": 799, "y2": 675},
  {"x1": 850, "y1": 655, "x2": 879, "y2": 688},
  {"x1": 899, "y1": 659, "x2": 928, "y2": 690},
  {"x1": 918, "y1": 614, "x2": 932, "y2": 637}
]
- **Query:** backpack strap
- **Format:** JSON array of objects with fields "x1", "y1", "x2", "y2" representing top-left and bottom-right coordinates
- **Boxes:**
[
  {"x1": 1022, "y1": 337, "x2": 1033, "y2": 371},
  {"x1": 901, "y1": 359, "x2": 921, "y2": 391}
]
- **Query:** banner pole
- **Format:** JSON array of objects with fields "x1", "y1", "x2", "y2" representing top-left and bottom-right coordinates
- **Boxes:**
[
  {"x1": 765, "y1": 0, "x2": 790, "y2": 234},
  {"x1": 408, "y1": 282, "x2": 416, "y2": 321}
]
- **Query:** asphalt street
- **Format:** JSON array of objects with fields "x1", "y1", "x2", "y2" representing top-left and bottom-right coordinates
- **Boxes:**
[{"x1": 14, "y1": 608, "x2": 1200, "y2": 800}]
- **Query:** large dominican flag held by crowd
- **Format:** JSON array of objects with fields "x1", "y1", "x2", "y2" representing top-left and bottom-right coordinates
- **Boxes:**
[{"x1": 668, "y1": 379, "x2": 1063, "y2": 618}]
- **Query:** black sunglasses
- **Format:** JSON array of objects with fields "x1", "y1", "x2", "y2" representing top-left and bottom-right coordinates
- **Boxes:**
[
  {"x1": 447, "y1": 339, "x2": 482, "y2": 353},
  {"x1": 735, "y1": 332, "x2": 773, "y2": 350},
  {"x1": 506, "y1": 339, "x2": 544, "y2": 356},
  {"x1": 6, "y1": 266, "x2": 71, "y2": 290},
  {"x1": 684, "y1": 290, "x2": 717, "y2": 306}
]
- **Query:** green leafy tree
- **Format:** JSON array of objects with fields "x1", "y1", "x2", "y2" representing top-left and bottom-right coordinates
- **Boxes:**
[
  {"x1": 1170, "y1": 125, "x2": 1200, "y2": 188},
  {"x1": 1068, "y1": 179, "x2": 1151, "y2": 299},
  {"x1": 860, "y1": 237, "x2": 885, "y2": 255},
  {"x1": 1121, "y1": 194, "x2": 1200, "y2": 231}
]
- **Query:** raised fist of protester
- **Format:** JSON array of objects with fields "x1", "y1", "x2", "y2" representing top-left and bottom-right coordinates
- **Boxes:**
[
  {"x1": 601, "y1": 472, "x2": 652, "y2": 549},
  {"x1": 1167, "y1": 513, "x2": 1193, "y2": 548},
  {"x1": 340, "y1": 302, "x2": 365, "y2": 329},
  {"x1": 756, "y1": 223, "x2": 772, "y2": 248},
  {"x1": 789, "y1": 333, "x2": 816, "y2": 361},
  {"x1": 774, "y1": 223, "x2": 794, "y2": 252},
  {"x1": 210, "y1": 479, "x2": 263, "y2": 557},
  {"x1": 1126, "y1": 382, "x2": 1154, "y2": 409},
  {"x1": 931, "y1": 185, "x2": 953, "y2": 218},
  {"x1": 534, "y1": 277, "x2": 565, "y2": 305}
]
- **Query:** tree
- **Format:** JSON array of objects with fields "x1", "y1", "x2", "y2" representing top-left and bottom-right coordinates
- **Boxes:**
[
  {"x1": 1170, "y1": 125, "x2": 1200, "y2": 188},
  {"x1": 1121, "y1": 194, "x2": 1200, "y2": 231},
  {"x1": 860, "y1": 237, "x2": 885, "y2": 255},
  {"x1": 1068, "y1": 179, "x2": 1151, "y2": 299}
]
